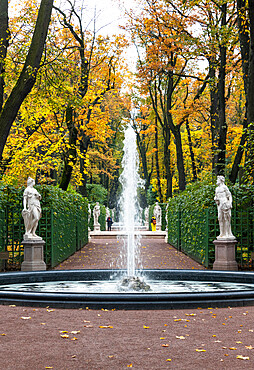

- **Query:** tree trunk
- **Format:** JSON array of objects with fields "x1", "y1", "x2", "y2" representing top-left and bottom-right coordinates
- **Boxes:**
[
  {"x1": 163, "y1": 126, "x2": 172, "y2": 199},
  {"x1": 154, "y1": 90, "x2": 162, "y2": 201},
  {"x1": 230, "y1": 0, "x2": 250, "y2": 184},
  {"x1": 0, "y1": 0, "x2": 54, "y2": 160},
  {"x1": 215, "y1": 3, "x2": 227, "y2": 176},
  {"x1": 186, "y1": 119, "x2": 197, "y2": 182},
  {"x1": 245, "y1": 0, "x2": 254, "y2": 181},
  {"x1": 209, "y1": 58, "x2": 218, "y2": 172},
  {"x1": 59, "y1": 106, "x2": 78, "y2": 191},
  {"x1": 78, "y1": 134, "x2": 90, "y2": 197},
  {"x1": 0, "y1": 0, "x2": 8, "y2": 111}
]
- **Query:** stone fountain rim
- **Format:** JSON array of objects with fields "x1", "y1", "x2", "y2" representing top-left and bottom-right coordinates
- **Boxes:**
[{"x1": 0, "y1": 269, "x2": 254, "y2": 310}]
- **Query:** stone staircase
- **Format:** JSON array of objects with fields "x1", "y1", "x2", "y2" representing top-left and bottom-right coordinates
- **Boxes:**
[{"x1": 89, "y1": 230, "x2": 167, "y2": 240}]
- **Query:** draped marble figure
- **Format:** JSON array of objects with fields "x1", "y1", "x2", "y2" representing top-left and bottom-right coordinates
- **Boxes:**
[
  {"x1": 214, "y1": 176, "x2": 235, "y2": 239},
  {"x1": 22, "y1": 177, "x2": 42, "y2": 239}
]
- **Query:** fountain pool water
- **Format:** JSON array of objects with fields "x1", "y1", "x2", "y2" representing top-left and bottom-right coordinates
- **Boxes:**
[
  {"x1": 1, "y1": 270, "x2": 254, "y2": 309},
  {"x1": 1, "y1": 125, "x2": 254, "y2": 309}
]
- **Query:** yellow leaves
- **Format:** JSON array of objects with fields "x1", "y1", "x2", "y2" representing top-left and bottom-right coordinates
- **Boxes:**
[
  {"x1": 127, "y1": 364, "x2": 133, "y2": 367},
  {"x1": 61, "y1": 334, "x2": 69, "y2": 339},
  {"x1": 236, "y1": 355, "x2": 249, "y2": 360},
  {"x1": 21, "y1": 316, "x2": 31, "y2": 320},
  {"x1": 195, "y1": 349, "x2": 206, "y2": 352},
  {"x1": 245, "y1": 345, "x2": 254, "y2": 350},
  {"x1": 143, "y1": 325, "x2": 150, "y2": 329},
  {"x1": 1, "y1": 333, "x2": 6, "y2": 336},
  {"x1": 162, "y1": 344, "x2": 169, "y2": 347},
  {"x1": 99, "y1": 325, "x2": 113, "y2": 329},
  {"x1": 176, "y1": 336, "x2": 185, "y2": 340},
  {"x1": 166, "y1": 359, "x2": 172, "y2": 362}
]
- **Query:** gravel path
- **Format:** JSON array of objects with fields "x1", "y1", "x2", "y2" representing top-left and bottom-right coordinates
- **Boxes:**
[{"x1": 0, "y1": 239, "x2": 254, "y2": 369}]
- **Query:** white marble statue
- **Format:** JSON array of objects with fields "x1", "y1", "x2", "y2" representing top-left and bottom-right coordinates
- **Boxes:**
[
  {"x1": 154, "y1": 202, "x2": 162, "y2": 228},
  {"x1": 214, "y1": 175, "x2": 235, "y2": 239},
  {"x1": 144, "y1": 207, "x2": 149, "y2": 223},
  {"x1": 22, "y1": 177, "x2": 42, "y2": 239},
  {"x1": 93, "y1": 202, "x2": 100, "y2": 226},
  {"x1": 88, "y1": 203, "x2": 91, "y2": 231},
  {"x1": 106, "y1": 207, "x2": 110, "y2": 221},
  {"x1": 144, "y1": 207, "x2": 149, "y2": 229},
  {"x1": 165, "y1": 202, "x2": 169, "y2": 232},
  {"x1": 88, "y1": 204, "x2": 91, "y2": 224}
]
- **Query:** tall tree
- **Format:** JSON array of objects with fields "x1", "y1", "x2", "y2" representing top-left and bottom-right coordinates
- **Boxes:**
[{"x1": 0, "y1": 0, "x2": 54, "y2": 162}]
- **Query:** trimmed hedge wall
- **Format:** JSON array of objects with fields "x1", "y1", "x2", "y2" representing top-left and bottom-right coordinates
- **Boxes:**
[{"x1": 0, "y1": 183, "x2": 88, "y2": 269}]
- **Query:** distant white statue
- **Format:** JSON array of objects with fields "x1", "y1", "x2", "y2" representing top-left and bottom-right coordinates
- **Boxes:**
[
  {"x1": 144, "y1": 207, "x2": 149, "y2": 222},
  {"x1": 93, "y1": 202, "x2": 100, "y2": 226},
  {"x1": 214, "y1": 176, "x2": 235, "y2": 239},
  {"x1": 144, "y1": 207, "x2": 149, "y2": 229},
  {"x1": 22, "y1": 177, "x2": 42, "y2": 239},
  {"x1": 154, "y1": 202, "x2": 162, "y2": 230},
  {"x1": 165, "y1": 202, "x2": 169, "y2": 232},
  {"x1": 88, "y1": 204, "x2": 91, "y2": 231},
  {"x1": 106, "y1": 207, "x2": 110, "y2": 221}
]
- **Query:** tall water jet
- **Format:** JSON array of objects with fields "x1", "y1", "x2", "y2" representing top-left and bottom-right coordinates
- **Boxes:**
[{"x1": 119, "y1": 124, "x2": 141, "y2": 277}]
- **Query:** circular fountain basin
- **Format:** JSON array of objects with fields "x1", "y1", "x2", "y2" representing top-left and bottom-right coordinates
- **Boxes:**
[{"x1": 1, "y1": 269, "x2": 254, "y2": 309}]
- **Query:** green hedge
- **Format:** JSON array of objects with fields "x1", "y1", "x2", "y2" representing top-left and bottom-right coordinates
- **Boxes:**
[
  {"x1": 167, "y1": 182, "x2": 254, "y2": 268},
  {"x1": 0, "y1": 183, "x2": 88, "y2": 269}
]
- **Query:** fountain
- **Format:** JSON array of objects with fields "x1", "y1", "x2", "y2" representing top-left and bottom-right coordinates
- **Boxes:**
[{"x1": 1, "y1": 126, "x2": 254, "y2": 309}]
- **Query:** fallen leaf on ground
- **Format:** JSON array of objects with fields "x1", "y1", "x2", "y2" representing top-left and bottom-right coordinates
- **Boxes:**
[
  {"x1": 166, "y1": 359, "x2": 172, "y2": 362},
  {"x1": 71, "y1": 337, "x2": 78, "y2": 341},
  {"x1": 245, "y1": 345, "x2": 254, "y2": 350},
  {"x1": 162, "y1": 344, "x2": 169, "y2": 347},
  {"x1": 99, "y1": 325, "x2": 113, "y2": 329},
  {"x1": 21, "y1": 317, "x2": 31, "y2": 320},
  {"x1": 143, "y1": 325, "x2": 150, "y2": 329},
  {"x1": 196, "y1": 349, "x2": 206, "y2": 352},
  {"x1": 229, "y1": 347, "x2": 237, "y2": 350},
  {"x1": 176, "y1": 336, "x2": 185, "y2": 340},
  {"x1": 237, "y1": 355, "x2": 249, "y2": 360},
  {"x1": 70, "y1": 331, "x2": 80, "y2": 334},
  {"x1": 61, "y1": 334, "x2": 69, "y2": 339},
  {"x1": 127, "y1": 364, "x2": 133, "y2": 367}
]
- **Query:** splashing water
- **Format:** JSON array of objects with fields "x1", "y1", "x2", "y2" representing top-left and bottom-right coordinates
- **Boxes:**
[{"x1": 119, "y1": 125, "x2": 143, "y2": 277}]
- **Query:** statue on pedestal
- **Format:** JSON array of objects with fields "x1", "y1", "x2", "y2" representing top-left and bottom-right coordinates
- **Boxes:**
[
  {"x1": 22, "y1": 177, "x2": 42, "y2": 240},
  {"x1": 214, "y1": 175, "x2": 235, "y2": 239},
  {"x1": 154, "y1": 202, "x2": 161, "y2": 229},
  {"x1": 144, "y1": 207, "x2": 149, "y2": 229},
  {"x1": 93, "y1": 202, "x2": 100, "y2": 226},
  {"x1": 88, "y1": 204, "x2": 91, "y2": 231}
]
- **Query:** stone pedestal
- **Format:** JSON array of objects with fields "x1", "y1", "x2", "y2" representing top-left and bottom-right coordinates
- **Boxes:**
[
  {"x1": 21, "y1": 239, "x2": 46, "y2": 271},
  {"x1": 156, "y1": 224, "x2": 162, "y2": 231},
  {"x1": 213, "y1": 238, "x2": 238, "y2": 271},
  {"x1": 93, "y1": 224, "x2": 100, "y2": 232}
]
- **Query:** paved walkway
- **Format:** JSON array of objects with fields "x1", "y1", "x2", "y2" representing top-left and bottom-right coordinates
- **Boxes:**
[{"x1": 0, "y1": 239, "x2": 254, "y2": 369}]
